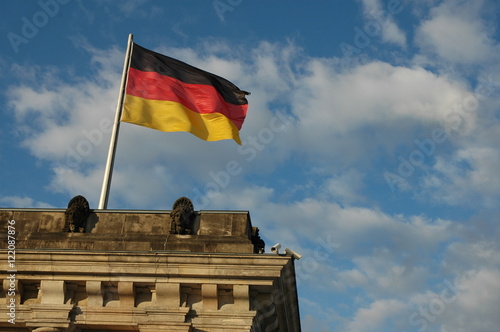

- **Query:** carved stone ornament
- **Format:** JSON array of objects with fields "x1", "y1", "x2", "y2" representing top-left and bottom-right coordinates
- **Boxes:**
[
  {"x1": 65, "y1": 195, "x2": 90, "y2": 233},
  {"x1": 251, "y1": 227, "x2": 265, "y2": 254},
  {"x1": 170, "y1": 197, "x2": 194, "y2": 235}
]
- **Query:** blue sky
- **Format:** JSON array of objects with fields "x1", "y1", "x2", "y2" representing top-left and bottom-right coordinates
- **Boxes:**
[{"x1": 2, "y1": 0, "x2": 500, "y2": 331}]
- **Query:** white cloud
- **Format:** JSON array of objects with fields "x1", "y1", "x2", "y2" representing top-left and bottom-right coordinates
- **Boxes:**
[
  {"x1": 322, "y1": 169, "x2": 366, "y2": 205},
  {"x1": 406, "y1": 268, "x2": 500, "y2": 332},
  {"x1": 291, "y1": 59, "x2": 472, "y2": 169},
  {"x1": 209, "y1": 185, "x2": 453, "y2": 260},
  {"x1": 0, "y1": 196, "x2": 53, "y2": 208},
  {"x1": 7, "y1": 46, "x2": 122, "y2": 164},
  {"x1": 451, "y1": 269, "x2": 500, "y2": 331},
  {"x1": 422, "y1": 144, "x2": 500, "y2": 207},
  {"x1": 345, "y1": 254, "x2": 429, "y2": 297},
  {"x1": 301, "y1": 298, "x2": 342, "y2": 332},
  {"x1": 297, "y1": 60, "x2": 467, "y2": 126},
  {"x1": 360, "y1": 0, "x2": 407, "y2": 48},
  {"x1": 345, "y1": 299, "x2": 408, "y2": 332},
  {"x1": 416, "y1": 0, "x2": 499, "y2": 64},
  {"x1": 8, "y1": 86, "x2": 60, "y2": 119},
  {"x1": 444, "y1": 241, "x2": 500, "y2": 272},
  {"x1": 48, "y1": 166, "x2": 108, "y2": 207}
]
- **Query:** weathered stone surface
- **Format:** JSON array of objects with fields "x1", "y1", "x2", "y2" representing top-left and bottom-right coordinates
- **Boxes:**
[
  {"x1": 0, "y1": 208, "x2": 300, "y2": 331},
  {"x1": 0, "y1": 209, "x2": 257, "y2": 253}
]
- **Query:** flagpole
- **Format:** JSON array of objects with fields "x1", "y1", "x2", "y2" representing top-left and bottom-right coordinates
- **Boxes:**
[{"x1": 98, "y1": 33, "x2": 134, "y2": 209}]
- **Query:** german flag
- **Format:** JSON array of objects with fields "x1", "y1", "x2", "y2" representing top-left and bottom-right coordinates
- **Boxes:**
[{"x1": 121, "y1": 43, "x2": 249, "y2": 144}]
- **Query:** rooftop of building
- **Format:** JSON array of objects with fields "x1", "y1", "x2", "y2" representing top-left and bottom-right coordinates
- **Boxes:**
[{"x1": 0, "y1": 196, "x2": 266, "y2": 254}]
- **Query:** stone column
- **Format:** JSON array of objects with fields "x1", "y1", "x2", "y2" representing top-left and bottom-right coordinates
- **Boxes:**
[
  {"x1": 118, "y1": 281, "x2": 134, "y2": 307},
  {"x1": 233, "y1": 284, "x2": 250, "y2": 311},
  {"x1": 201, "y1": 284, "x2": 218, "y2": 310},
  {"x1": 156, "y1": 282, "x2": 181, "y2": 307},
  {"x1": 86, "y1": 281, "x2": 102, "y2": 307},
  {"x1": 40, "y1": 280, "x2": 65, "y2": 304},
  {"x1": 3, "y1": 278, "x2": 23, "y2": 305}
]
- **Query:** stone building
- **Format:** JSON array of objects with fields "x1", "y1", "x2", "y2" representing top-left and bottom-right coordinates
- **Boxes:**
[{"x1": 0, "y1": 196, "x2": 301, "y2": 331}]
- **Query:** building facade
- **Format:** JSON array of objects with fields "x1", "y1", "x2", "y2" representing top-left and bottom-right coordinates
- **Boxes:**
[{"x1": 0, "y1": 196, "x2": 301, "y2": 331}]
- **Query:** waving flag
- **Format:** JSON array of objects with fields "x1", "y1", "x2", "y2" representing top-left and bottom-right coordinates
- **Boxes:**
[{"x1": 121, "y1": 43, "x2": 249, "y2": 144}]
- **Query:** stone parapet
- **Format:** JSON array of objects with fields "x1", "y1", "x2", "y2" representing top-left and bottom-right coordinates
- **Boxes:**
[{"x1": 0, "y1": 209, "x2": 259, "y2": 253}]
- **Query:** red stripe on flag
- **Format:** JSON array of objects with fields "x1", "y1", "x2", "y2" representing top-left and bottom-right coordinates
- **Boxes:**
[{"x1": 126, "y1": 67, "x2": 247, "y2": 130}]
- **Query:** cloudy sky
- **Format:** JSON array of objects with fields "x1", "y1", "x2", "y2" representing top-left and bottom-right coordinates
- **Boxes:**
[{"x1": 2, "y1": 0, "x2": 500, "y2": 331}]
